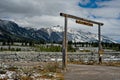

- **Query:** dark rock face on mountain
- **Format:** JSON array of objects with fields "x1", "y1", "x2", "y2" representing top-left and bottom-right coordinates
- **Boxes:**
[
  {"x1": 0, "y1": 19, "x2": 44, "y2": 42},
  {"x1": 0, "y1": 19, "x2": 117, "y2": 43}
]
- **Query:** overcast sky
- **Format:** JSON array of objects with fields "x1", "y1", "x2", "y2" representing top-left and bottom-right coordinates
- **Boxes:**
[{"x1": 0, "y1": 0, "x2": 120, "y2": 41}]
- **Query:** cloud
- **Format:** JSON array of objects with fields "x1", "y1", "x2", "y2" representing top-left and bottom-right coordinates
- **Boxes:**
[
  {"x1": 0, "y1": 0, "x2": 81, "y2": 25},
  {"x1": 78, "y1": 0, "x2": 120, "y2": 41},
  {"x1": 79, "y1": 0, "x2": 91, "y2": 5},
  {"x1": 0, "y1": 0, "x2": 120, "y2": 41}
]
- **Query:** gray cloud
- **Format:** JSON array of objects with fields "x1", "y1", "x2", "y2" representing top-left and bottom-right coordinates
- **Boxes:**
[{"x1": 0, "y1": 0, "x2": 120, "y2": 41}]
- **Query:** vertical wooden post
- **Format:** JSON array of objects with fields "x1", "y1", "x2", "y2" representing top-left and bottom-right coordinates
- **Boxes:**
[
  {"x1": 62, "y1": 15, "x2": 68, "y2": 70},
  {"x1": 98, "y1": 24, "x2": 102, "y2": 64}
]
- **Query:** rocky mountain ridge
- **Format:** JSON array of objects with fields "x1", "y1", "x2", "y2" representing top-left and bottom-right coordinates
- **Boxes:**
[{"x1": 0, "y1": 19, "x2": 117, "y2": 43}]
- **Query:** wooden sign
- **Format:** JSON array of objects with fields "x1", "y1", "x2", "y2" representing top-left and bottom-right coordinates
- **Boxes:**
[{"x1": 76, "y1": 20, "x2": 93, "y2": 26}]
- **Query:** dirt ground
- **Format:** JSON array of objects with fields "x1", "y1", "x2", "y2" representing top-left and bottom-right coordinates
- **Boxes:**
[{"x1": 64, "y1": 64, "x2": 120, "y2": 80}]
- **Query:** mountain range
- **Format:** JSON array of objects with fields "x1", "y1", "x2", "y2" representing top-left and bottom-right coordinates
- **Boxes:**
[{"x1": 0, "y1": 19, "x2": 117, "y2": 43}]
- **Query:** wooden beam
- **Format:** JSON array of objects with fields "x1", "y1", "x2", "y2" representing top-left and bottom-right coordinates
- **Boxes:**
[{"x1": 60, "y1": 13, "x2": 104, "y2": 26}]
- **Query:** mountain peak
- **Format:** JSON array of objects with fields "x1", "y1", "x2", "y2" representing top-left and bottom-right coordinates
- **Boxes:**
[
  {"x1": 51, "y1": 25, "x2": 63, "y2": 32},
  {"x1": 0, "y1": 19, "x2": 117, "y2": 43}
]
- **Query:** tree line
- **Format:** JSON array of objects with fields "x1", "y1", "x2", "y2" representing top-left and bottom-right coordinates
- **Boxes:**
[
  {"x1": 0, "y1": 39, "x2": 120, "y2": 51},
  {"x1": 72, "y1": 42, "x2": 120, "y2": 51}
]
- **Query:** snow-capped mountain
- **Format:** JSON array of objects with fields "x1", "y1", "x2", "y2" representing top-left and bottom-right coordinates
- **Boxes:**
[
  {"x1": 0, "y1": 19, "x2": 117, "y2": 43},
  {"x1": 47, "y1": 25, "x2": 117, "y2": 43}
]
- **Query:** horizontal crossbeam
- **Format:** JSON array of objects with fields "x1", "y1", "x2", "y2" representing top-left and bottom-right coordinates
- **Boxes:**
[{"x1": 60, "y1": 13, "x2": 104, "y2": 26}]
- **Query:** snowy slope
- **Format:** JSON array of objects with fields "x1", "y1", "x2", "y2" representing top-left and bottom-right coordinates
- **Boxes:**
[
  {"x1": 0, "y1": 19, "x2": 117, "y2": 43},
  {"x1": 48, "y1": 25, "x2": 117, "y2": 43}
]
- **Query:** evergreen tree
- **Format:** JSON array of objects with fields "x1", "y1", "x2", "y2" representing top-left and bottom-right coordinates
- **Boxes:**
[
  {"x1": 2, "y1": 41, "x2": 6, "y2": 45},
  {"x1": 119, "y1": 44, "x2": 120, "y2": 50}
]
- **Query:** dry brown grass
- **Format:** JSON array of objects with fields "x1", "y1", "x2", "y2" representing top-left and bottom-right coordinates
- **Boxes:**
[
  {"x1": 44, "y1": 62, "x2": 60, "y2": 72},
  {"x1": 0, "y1": 79, "x2": 7, "y2": 80},
  {"x1": 68, "y1": 61, "x2": 120, "y2": 67},
  {"x1": 102, "y1": 62, "x2": 120, "y2": 66},
  {"x1": 20, "y1": 76, "x2": 33, "y2": 80},
  {"x1": 0, "y1": 62, "x2": 64, "y2": 80}
]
